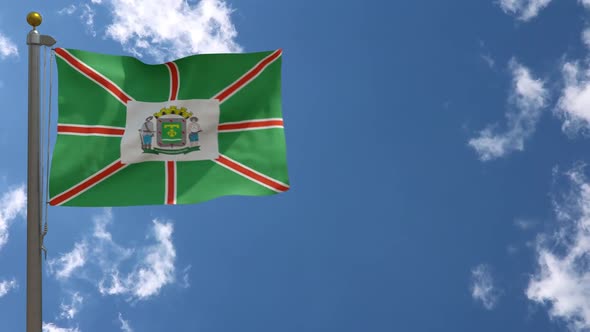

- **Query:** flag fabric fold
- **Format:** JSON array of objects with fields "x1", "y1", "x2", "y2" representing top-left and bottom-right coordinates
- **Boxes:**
[{"x1": 49, "y1": 48, "x2": 289, "y2": 207}]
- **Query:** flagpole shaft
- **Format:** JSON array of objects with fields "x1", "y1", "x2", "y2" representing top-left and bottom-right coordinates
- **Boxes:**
[
  {"x1": 26, "y1": 12, "x2": 55, "y2": 332},
  {"x1": 26, "y1": 24, "x2": 43, "y2": 332}
]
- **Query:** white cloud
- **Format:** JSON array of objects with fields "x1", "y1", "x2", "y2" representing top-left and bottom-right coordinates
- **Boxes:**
[
  {"x1": 59, "y1": 292, "x2": 83, "y2": 320},
  {"x1": 0, "y1": 279, "x2": 17, "y2": 297},
  {"x1": 514, "y1": 218, "x2": 538, "y2": 230},
  {"x1": 58, "y1": 5, "x2": 77, "y2": 15},
  {"x1": 470, "y1": 264, "x2": 500, "y2": 310},
  {"x1": 89, "y1": 209, "x2": 134, "y2": 272},
  {"x1": 118, "y1": 312, "x2": 133, "y2": 332},
  {"x1": 582, "y1": 29, "x2": 590, "y2": 50},
  {"x1": 551, "y1": 4, "x2": 590, "y2": 136},
  {"x1": 526, "y1": 166, "x2": 590, "y2": 331},
  {"x1": 468, "y1": 60, "x2": 547, "y2": 161},
  {"x1": 48, "y1": 209, "x2": 132, "y2": 282},
  {"x1": 48, "y1": 242, "x2": 88, "y2": 280},
  {"x1": 42, "y1": 323, "x2": 80, "y2": 332},
  {"x1": 58, "y1": 4, "x2": 97, "y2": 37},
  {"x1": 481, "y1": 54, "x2": 495, "y2": 69},
  {"x1": 98, "y1": 271, "x2": 127, "y2": 296},
  {"x1": 94, "y1": 0, "x2": 242, "y2": 61},
  {"x1": 99, "y1": 220, "x2": 176, "y2": 300},
  {"x1": 0, "y1": 185, "x2": 26, "y2": 251},
  {"x1": 80, "y1": 4, "x2": 97, "y2": 37},
  {"x1": 498, "y1": 0, "x2": 553, "y2": 21},
  {"x1": 555, "y1": 61, "x2": 590, "y2": 135},
  {"x1": 181, "y1": 265, "x2": 191, "y2": 288},
  {"x1": 0, "y1": 32, "x2": 18, "y2": 59},
  {"x1": 93, "y1": 208, "x2": 113, "y2": 242},
  {"x1": 49, "y1": 209, "x2": 178, "y2": 301},
  {"x1": 507, "y1": 245, "x2": 519, "y2": 254},
  {"x1": 133, "y1": 221, "x2": 175, "y2": 298}
]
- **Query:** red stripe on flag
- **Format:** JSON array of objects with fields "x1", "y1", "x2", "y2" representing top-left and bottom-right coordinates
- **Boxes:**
[
  {"x1": 164, "y1": 61, "x2": 179, "y2": 205},
  {"x1": 218, "y1": 119, "x2": 284, "y2": 132},
  {"x1": 215, "y1": 155, "x2": 289, "y2": 192},
  {"x1": 166, "y1": 161, "x2": 176, "y2": 205},
  {"x1": 214, "y1": 49, "x2": 282, "y2": 103},
  {"x1": 165, "y1": 62, "x2": 180, "y2": 101},
  {"x1": 54, "y1": 48, "x2": 133, "y2": 105},
  {"x1": 57, "y1": 125, "x2": 125, "y2": 136},
  {"x1": 49, "y1": 160, "x2": 127, "y2": 206}
]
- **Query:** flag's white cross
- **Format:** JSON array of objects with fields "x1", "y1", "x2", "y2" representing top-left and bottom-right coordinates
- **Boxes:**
[{"x1": 50, "y1": 49, "x2": 287, "y2": 206}]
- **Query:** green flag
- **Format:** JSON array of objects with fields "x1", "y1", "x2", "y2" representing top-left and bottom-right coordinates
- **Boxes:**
[{"x1": 49, "y1": 48, "x2": 289, "y2": 207}]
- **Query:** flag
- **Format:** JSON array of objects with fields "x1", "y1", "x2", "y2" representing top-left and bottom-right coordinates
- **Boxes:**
[{"x1": 49, "y1": 48, "x2": 289, "y2": 206}]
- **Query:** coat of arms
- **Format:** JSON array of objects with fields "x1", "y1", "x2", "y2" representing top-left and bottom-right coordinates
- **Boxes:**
[{"x1": 139, "y1": 106, "x2": 202, "y2": 155}]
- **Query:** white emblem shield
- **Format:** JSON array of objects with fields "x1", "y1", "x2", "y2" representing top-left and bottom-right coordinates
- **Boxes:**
[{"x1": 121, "y1": 99, "x2": 220, "y2": 164}]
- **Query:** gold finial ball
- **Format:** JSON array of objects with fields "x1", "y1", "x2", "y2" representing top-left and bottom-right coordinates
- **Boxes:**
[{"x1": 26, "y1": 12, "x2": 42, "y2": 28}]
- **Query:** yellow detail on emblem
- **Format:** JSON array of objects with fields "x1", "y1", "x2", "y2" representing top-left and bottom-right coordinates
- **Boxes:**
[
  {"x1": 163, "y1": 124, "x2": 180, "y2": 137},
  {"x1": 154, "y1": 106, "x2": 193, "y2": 119}
]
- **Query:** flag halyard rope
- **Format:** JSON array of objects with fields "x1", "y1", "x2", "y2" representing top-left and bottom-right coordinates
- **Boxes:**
[{"x1": 41, "y1": 48, "x2": 54, "y2": 258}]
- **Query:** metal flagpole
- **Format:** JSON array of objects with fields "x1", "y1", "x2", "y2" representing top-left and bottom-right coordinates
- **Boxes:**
[{"x1": 26, "y1": 12, "x2": 55, "y2": 332}]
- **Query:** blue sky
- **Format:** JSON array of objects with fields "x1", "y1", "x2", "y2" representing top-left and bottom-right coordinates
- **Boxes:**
[{"x1": 2, "y1": 0, "x2": 590, "y2": 331}]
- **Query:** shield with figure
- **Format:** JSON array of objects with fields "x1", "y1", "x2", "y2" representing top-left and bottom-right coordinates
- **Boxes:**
[{"x1": 157, "y1": 116, "x2": 186, "y2": 147}]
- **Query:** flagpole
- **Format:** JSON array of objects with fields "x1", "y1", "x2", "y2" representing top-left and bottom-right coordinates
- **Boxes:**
[{"x1": 26, "y1": 12, "x2": 55, "y2": 332}]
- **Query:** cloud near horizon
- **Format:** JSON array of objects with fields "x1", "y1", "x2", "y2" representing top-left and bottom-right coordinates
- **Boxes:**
[
  {"x1": 48, "y1": 209, "x2": 179, "y2": 301},
  {"x1": 42, "y1": 322, "x2": 80, "y2": 332},
  {"x1": 527, "y1": 166, "x2": 590, "y2": 331},
  {"x1": 98, "y1": 219, "x2": 176, "y2": 300}
]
